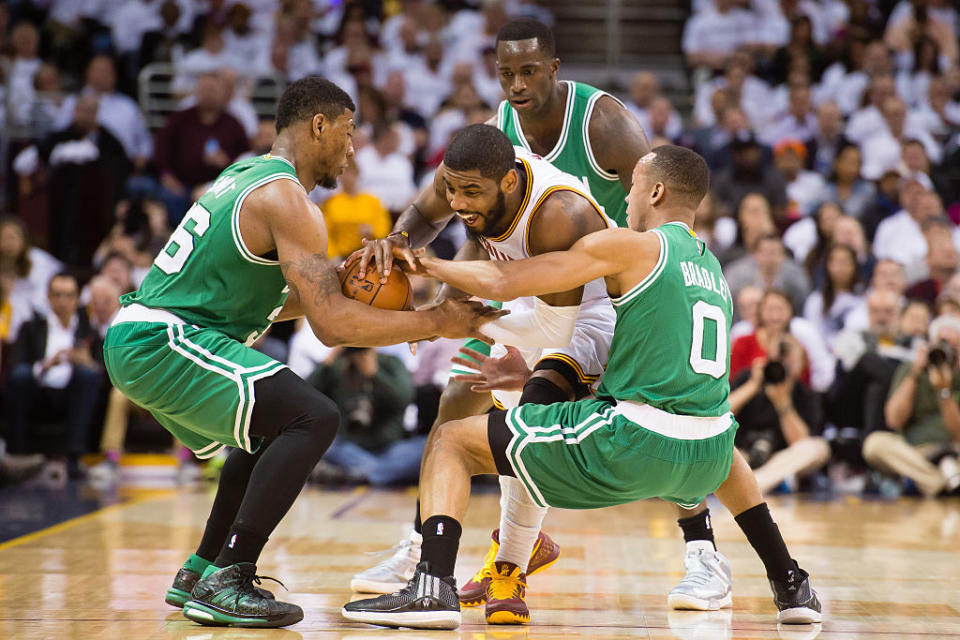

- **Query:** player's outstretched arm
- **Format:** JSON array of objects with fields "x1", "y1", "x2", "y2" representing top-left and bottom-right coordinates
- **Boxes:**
[
  {"x1": 419, "y1": 228, "x2": 659, "y2": 301},
  {"x1": 254, "y1": 181, "x2": 506, "y2": 346},
  {"x1": 356, "y1": 164, "x2": 457, "y2": 282}
]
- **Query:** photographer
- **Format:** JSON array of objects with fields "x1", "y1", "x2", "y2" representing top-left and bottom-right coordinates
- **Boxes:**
[
  {"x1": 866, "y1": 315, "x2": 960, "y2": 497},
  {"x1": 729, "y1": 290, "x2": 830, "y2": 493},
  {"x1": 308, "y1": 347, "x2": 422, "y2": 486}
]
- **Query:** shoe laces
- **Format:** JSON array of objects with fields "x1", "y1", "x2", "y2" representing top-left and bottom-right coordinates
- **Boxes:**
[
  {"x1": 236, "y1": 571, "x2": 285, "y2": 608},
  {"x1": 469, "y1": 540, "x2": 499, "y2": 583},
  {"x1": 487, "y1": 571, "x2": 526, "y2": 601},
  {"x1": 681, "y1": 551, "x2": 718, "y2": 587}
]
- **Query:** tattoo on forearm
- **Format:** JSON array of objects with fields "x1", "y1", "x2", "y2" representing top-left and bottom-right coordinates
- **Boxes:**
[{"x1": 280, "y1": 253, "x2": 341, "y2": 308}]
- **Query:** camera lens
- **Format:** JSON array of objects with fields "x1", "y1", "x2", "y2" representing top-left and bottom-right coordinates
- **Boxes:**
[
  {"x1": 929, "y1": 347, "x2": 947, "y2": 367},
  {"x1": 763, "y1": 361, "x2": 787, "y2": 384}
]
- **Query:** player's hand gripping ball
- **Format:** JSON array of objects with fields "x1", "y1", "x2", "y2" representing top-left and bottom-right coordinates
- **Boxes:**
[{"x1": 339, "y1": 255, "x2": 413, "y2": 310}]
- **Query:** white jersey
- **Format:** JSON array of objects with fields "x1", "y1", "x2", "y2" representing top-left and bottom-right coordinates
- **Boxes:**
[{"x1": 479, "y1": 147, "x2": 617, "y2": 408}]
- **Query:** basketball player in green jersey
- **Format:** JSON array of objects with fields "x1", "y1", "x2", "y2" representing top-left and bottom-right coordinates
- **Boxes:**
[
  {"x1": 353, "y1": 19, "x2": 735, "y2": 617},
  {"x1": 343, "y1": 145, "x2": 822, "y2": 630},
  {"x1": 102, "y1": 78, "x2": 503, "y2": 629}
]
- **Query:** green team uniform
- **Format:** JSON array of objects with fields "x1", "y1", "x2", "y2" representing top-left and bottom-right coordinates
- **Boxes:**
[
  {"x1": 498, "y1": 222, "x2": 738, "y2": 509},
  {"x1": 451, "y1": 81, "x2": 631, "y2": 375},
  {"x1": 103, "y1": 155, "x2": 299, "y2": 458}
]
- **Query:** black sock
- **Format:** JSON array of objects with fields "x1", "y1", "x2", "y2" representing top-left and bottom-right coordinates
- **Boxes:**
[
  {"x1": 678, "y1": 507, "x2": 716, "y2": 549},
  {"x1": 413, "y1": 499, "x2": 422, "y2": 535},
  {"x1": 421, "y1": 515, "x2": 461, "y2": 578},
  {"x1": 214, "y1": 525, "x2": 269, "y2": 567},
  {"x1": 734, "y1": 503, "x2": 796, "y2": 582},
  {"x1": 196, "y1": 448, "x2": 263, "y2": 562}
]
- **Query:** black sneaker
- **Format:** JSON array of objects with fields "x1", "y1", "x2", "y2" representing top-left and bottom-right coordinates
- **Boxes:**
[
  {"x1": 182, "y1": 563, "x2": 302, "y2": 628},
  {"x1": 165, "y1": 565, "x2": 275, "y2": 608},
  {"x1": 341, "y1": 561, "x2": 461, "y2": 629},
  {"x1": 770, "y1": 564, "x2": 822, "y2": 624}
]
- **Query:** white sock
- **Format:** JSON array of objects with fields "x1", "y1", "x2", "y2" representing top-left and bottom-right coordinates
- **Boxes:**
[{"x1": 495, "y1": 476, "x2": 548, "y2": 571}]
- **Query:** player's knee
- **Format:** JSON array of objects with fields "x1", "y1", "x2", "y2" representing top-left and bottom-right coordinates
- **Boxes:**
[
  {"x1": 520, "y1": 371, "x2": 573, "y2": 405},
  {"x1": 430, "y1": 417, "x2": 490, "y2": 475},
  {"x1": 301, "y1": 392, "x2": 340, "y2": 455}
]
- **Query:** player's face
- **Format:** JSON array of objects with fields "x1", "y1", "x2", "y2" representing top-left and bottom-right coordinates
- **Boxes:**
[
  {"x1": 442, "y1": 167, "x2": 510, "y2": 236},
  {"x1": 625, "y1": 157, "x2": 658, "y2": 231},
  {"x1": 315, "y1": 108, "x2": 355, "y2": 189},
  {"x1": 496, "y1": 39, "x2": 558, "y2": 113}
]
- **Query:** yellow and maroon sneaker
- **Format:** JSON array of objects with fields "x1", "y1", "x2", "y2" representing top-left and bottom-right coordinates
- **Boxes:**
[
  {"x1": 457, "y1": 528, "x2": 560, "y2": 606},
  {"x1": 485, "y1": 561, "x2": 529, "y2": 624}
]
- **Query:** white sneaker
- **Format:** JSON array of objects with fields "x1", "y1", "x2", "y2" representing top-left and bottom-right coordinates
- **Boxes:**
[
  {"x1": 668, "y1": 543, "x2": 733, "y2": 611},
  {"x1": 88, "y1": 460, "x2": 119, "y2": 486},
  {"x1": 350, "y1": 531, "x2": 422, "y2": 594}
]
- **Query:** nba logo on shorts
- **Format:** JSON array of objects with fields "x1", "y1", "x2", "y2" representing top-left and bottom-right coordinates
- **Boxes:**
[
  {"x1": 228, "y1": 533, "x2": 237, "y2": 549},
  {"x1": 436, "y1": 523, "x2": 444, "y2": 535}
]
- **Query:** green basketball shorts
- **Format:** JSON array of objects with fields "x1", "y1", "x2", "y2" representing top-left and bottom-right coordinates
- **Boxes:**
[
  {"x1": 488, "y1": 397, "x2": 737, "y2": 510},
  {"x1": 103, "y1": 306, "x2": 286, "y2": 459}
]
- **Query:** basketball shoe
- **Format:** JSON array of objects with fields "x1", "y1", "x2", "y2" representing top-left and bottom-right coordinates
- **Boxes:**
[
  {"x1": 770, "y1": 564, "x2": 822, "y2": 624},
  {"x1": 668, "y1": 542, "x2": 733, "y2": 610},
  {"x1": 165, "y1": 556, "x2": 274, "y2": 608},
  {"x1": 485, "y1": 561, "x2": 529, "y2": 624},
  {"x1": 182, "y1": 563, "x2": 302, "y2": 628},
  {"x1": 458, "y1": 528, "x2": 560, "y2": 606},
  {"x1": 341, "y1": 561, "x2": 460, "y2": 629},
  {"x1": 350, "y1": 531, "x2": 421, "y2": 593}
]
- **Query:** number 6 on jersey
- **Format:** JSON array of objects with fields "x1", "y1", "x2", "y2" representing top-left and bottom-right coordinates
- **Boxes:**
[{"x1": 155, "y1": 204, "x2": 211, "y2": 275}]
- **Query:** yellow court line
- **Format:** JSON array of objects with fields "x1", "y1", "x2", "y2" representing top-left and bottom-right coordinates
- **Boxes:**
[{"x1": 0, "y1": 489, "x2": 175, "y2": 553}]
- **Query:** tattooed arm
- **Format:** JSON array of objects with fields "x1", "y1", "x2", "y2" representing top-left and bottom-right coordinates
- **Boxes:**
[{"x1": 245, "y1": 180, "x2": 505, "y2": 346}]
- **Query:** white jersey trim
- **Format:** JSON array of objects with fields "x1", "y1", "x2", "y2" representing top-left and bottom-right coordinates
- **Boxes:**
[
  {"x1": 612, "y1": 229, "x2": 668, "y2": 306},
  {"x1": 230, "y1": 173, "x2": 303, "y2": 266},
  {"x1": 511, "y1": 80, "x2": 576, "y2": 162}
]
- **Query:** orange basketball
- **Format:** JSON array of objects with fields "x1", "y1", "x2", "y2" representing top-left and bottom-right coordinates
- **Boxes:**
[{"x1": 339, "y1": 256, "x2": 413, "y2": 311}]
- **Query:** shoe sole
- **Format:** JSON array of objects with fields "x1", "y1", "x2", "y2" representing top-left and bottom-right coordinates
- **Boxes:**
[
  {"x1": 668, "y1": 591, "x2": 733, "y2": 611},
  {"x1": 778, "y1": 606, "x2": 823, "y2": 624},
  {"x1": 350, "y1": 578, "x2": 408, "y2": 594},
  {"x1": 340, "y1": 607, "x2": 461, "y2": 629},
  {"x1": 486, "y1": 609, "x2": 530, "y2": 625},
  {"x1": 182, "y1": 601, "x2": 303, "y2": 628},
  {"x1": 165, "y1": 588, "x2": 190, "y2": 608}
]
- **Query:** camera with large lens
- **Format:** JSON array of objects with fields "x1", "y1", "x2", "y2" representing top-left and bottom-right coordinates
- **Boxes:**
[
  {"x1": 762, "y1": 341, "x2": 789, "y2": 384},
  {"x1": 928, "y1": 341, "x2": 956, "y2": 368}
]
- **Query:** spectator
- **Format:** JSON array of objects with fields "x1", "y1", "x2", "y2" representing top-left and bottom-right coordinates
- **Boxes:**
[
  {"x1": 180, "y1": 68, "x2": 258, "y2": 140},
  {"x1": 873, "y1": 180, "x2": 942, "y2": 265},
  {"x1": 884, "y1": 0, "x2": 958, "y2": 70},
  {"x1": 895, "y1": 36, "x2": 943, "y2": 110},
  {"x1": 643, "y1": 97, "x2": 683, "y2": 145},
  {"x1": 773, "y1": 138, "x2": 827, "y2": 219},
  {"x1": 693, "y1": 55, "x2": 772, "y2": 130},
  {"x1": 139, "y1": 0, "x2": 192, "y2": 68},
  {"x1": 861, "y1": 168, "x2": 905, "y2": 242},
  {"x1": 626, "y1": 72, "x2": 683, "y2": 142},
  {"x1": 0, "y1": 217, "x2": 62, "y2": 341},
  {"x1": 153, "y1": 72, "x2": 250, "y2": 222},
  {"x1": 222, "y1": 2, "x2": 265, "y2": 66},
  {"x1": 718, "y1": 192, "x2": 777, "y2": 266},
  {"x1": 55, "y1": 56, "x2": 152, "y2": 173},
  {"x1": 823, "y1": 143, "x2": 877, "y2": 219},
  {"x1": 429, "y1": 81, "x2": 489, "y2": 158},
  {"x1": 711, "y1": 134, "x2": 788, "y2": 221},
  {"x1": 12, "y1": 63, "x2": 65, "y2": 141},
  {"x1": 900, "y1": 138, "x2": 953, "y2": 206},
  {"x1": 904, "y1": 225, "x2": 958, "y2": 305},
  {"x1": 689, "y1": 104, "x2": 753, "y2": 172},
  {"x1": 355, "y1": 123, "x2": 416, "y2": 214},
  {"x1": 821, "y1": 39, "x2": 893, "y2": 117},
  {"x1": 806, "y1": 101, "x2": 851, "y2": 176},
  {"x1": 309, "y1": 347, "x2": 423, "y2": 486},
  {"x1": 845, "y1": 73, "x2": 899, "y2": 145},
  {"x1": 803, "y1": 244, "x2": 865, "y2": 346},
  {"x1": 3, "y1": 274, "x2": 105, "y2": 479},
  {"x1": 868, "y1": 314, "x2": 960, "y2": 497},
  {"x1": 762, "y1": 82, "x2": 819, "y2": 146},
  {"x1": 682, "y1": 0, "x2": 755, "y2": 72},
  {"x1": 173, "y1": 25, "x2": 241, "y2": 94},
  {"x1": 6, "y1": 22, "x2": 41, "y2": 103},
  {"x1": 829, "y1": 214, "x2": 876, "y2": 284},
  {"x1": 861, "y1": 95, "x2": 941, "y2": 180},
  {"x1": 900, "y1": 299, "x2": 933, "y2": 339},
  {"x1": 693, "y1": 192, "x2": 737, "y2": 257},
  {"x1": 764, "y1": 15, "x2": 828, "y2": 86},
  {"x1": 322, "y1": 161, "x2": 392, "y2": 260},
  {"x1": 473, "y1": 45, "x2": 504, "y2": 109},
  {"x1": 725, "y1": 234, "x2": 811, "y2": 317},
  {"x1": 728, "y1": 290, "x2": 830, "y2": 493},
  {"x1": 29, "y1": 94, "x2": 132, "y2": 268}
]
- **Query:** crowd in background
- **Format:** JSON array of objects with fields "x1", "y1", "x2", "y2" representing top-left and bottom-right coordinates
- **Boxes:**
[{"x1": 1, "y1": 0, "x2": 959, "y2": 498}]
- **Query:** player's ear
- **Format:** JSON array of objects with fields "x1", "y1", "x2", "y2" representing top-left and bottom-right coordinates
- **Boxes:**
[
  {"x1": 312, "y1": 113, "x2": 325, "y2": 138},
  {"x1": 650, "y1": 182, "x2": 666, "y2": 206},
  {"x1": 501, "y1": 168, "x2": 519, "y2": 194},
  {"x1": 550, "y1": 58, "x2": 560, "y2": 76}
]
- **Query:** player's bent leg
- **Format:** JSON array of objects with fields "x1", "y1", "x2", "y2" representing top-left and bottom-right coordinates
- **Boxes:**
[
  {"x1": 715, "y1": 449, "x2": 822, "y2": 624},
  {"x1": 185, "y1": 370, "x2": 339, "y2": 628},
  {"x1": 668, "y1": 500, "x2": 733, "y2": 611},
  {"x1": 350, "y1": 377, "x2": 494, "y2": 594},
  {"x1": 342, "y1": 413, "x2": 503, "y2": 630}
]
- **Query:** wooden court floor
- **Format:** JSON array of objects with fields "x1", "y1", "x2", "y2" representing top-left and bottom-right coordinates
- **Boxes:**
[{"x1": 1, "y1": 486, "x2": 959, "y2": 639}]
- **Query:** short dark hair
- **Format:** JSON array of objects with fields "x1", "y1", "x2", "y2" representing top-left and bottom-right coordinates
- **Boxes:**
[
  {"x1": 646, "y1": 145, "x2": 710, "y2": 206},
  {"x1": 48, "y1": 271, "x2": 78, "y2": 293},
  {"x1": 443, "y1": 125, "x2": 516, "y2": 182},
  {"x1": 275, "y1": 77, "x2": 356, "y2": 133},
  {"x1": 496, "y1": 19, "x2": 556, "y2": 58}
]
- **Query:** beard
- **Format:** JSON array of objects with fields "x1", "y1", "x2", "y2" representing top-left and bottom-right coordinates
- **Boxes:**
[
  {"x1": 319, "y1": 174, "x2": 339, "y2": 190},
  {"x1": 476, "y1": 190, "x2": 508, "y2": 237}
]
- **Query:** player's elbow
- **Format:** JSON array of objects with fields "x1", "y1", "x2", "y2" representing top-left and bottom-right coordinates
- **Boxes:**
[{"x1": 309, "y1": 317, "x2": 352, "y2": 347}]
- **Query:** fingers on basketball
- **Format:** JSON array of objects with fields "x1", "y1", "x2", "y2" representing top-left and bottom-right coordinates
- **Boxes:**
[{"x1": 339, "y1": 254, "x2": 413, "y2": 310}]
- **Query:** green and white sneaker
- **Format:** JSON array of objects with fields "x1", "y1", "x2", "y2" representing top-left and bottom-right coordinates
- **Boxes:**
[
  {"x1": 182, "y1": 563, "x2": 302, "y2": 628},
  {"x1": 165, "y1": 555, "x2": 274, "y2": 608}
]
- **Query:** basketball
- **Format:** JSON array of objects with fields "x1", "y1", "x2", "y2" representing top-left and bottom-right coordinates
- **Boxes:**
[{"x1": 339, "y1": 255, "x2": 413, "y2": 311}]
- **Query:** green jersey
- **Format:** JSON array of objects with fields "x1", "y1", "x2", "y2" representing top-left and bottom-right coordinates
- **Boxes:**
[
  {"x1": 597, "y1": 222, "x2": 733, "y2": 417},
  {"x1": 497, "y1": 81, "x2": 629, "y2": 227},
  {"x1": 122, "y1": 154, "x2": 300, "y2": 345}
]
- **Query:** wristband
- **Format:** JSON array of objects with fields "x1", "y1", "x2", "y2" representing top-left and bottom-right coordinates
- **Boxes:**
[
  {"x1": 388, "y1": 230, "x2": 410, "y2": 245},
  {"x1": 938, "y1": 388, "x2": 951, "y2": 400},
  {"x1": 775, "y1": 405, "x2": 793, "y2": 417}
]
